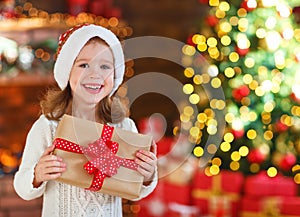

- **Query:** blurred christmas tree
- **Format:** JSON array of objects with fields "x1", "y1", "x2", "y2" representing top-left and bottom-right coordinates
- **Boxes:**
[{"x1": 183, "y1": 0, "x2": 300, "y2": 182}]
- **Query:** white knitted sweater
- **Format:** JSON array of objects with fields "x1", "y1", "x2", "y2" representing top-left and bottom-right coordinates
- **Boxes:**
[{"x1": 14, "y1": 115, "x2": 157, "y2": 217}]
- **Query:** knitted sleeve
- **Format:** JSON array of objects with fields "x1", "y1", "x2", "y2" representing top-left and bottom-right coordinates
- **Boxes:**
[{"x1": 13, "y1": 115, "x2": 54, "y2": 200}]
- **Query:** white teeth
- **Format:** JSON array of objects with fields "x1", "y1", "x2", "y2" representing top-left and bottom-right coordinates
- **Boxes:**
[{"x1": 84, "y1": 84, "x2": 101, "y2": 90}]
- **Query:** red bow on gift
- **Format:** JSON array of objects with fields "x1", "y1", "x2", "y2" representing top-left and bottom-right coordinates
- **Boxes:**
[{"x1": 53, "y1": 125, "x2": 138, "y2": 191}]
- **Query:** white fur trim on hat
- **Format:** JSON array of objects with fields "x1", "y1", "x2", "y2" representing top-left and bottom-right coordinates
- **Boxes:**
[{"x1": 54, "y1": 24, "x2": 125, "y2": 96}]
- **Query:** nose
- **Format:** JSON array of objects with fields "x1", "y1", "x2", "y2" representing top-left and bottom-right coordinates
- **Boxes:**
[{"x1": 87, "y1": 65, "x2": 101, "y2": 79}]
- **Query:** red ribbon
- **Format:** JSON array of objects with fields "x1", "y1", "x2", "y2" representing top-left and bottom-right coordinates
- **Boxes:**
[{"x1": 53, "y1": 125, "x2": 138, "y2": 191}]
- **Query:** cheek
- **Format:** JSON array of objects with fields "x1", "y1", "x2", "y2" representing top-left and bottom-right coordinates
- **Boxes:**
[
  {"x1": 69, "y1": 71, "x2": 81, "y2": 92},
  {"x1": 105, "y1": 73, "x2": 114, "y2": 89}
]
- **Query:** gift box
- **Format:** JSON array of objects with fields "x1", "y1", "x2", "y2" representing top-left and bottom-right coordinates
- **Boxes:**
[
  {"x1": 240, "y1": 196, "x2": 300, "y2": 217},
  {"x1": 244, "y1": 171, "x2": 297, "y2": 197},
  {"x1": 167, "y1": 203, "x2": 199, "y2": 217},
  {"x1": 136, "y1": 180, "x2": 168, "y2": 217},
  {"x1": 53, "y1": 114, "x2": 152, "y2": 200},
  {"x1": 191, "y1": 170, "x2": 244, "y2": 217}
]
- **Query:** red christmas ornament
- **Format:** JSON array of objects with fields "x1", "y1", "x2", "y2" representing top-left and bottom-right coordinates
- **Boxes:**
[
  {"x1": 235, "y1": 46, "x2": 249, "y2": 56},
  {"x1": 186, "y1": 34, "x2": 196, "y2": 46},
  {"x1": 279, "y1": 153, "x2": 297, "y2": 171},
  {"x1": 247, "y1": 148, "x2": 266, "y2": 164},
  {"x1": 206, "y1": 15, "x2": 219, "y2": 27},
  {"x1": 199, "y1": 0, "x2": 209, "y2": 4},
  {"x1": 290, "y1": 92, "x2": 300, "y2": 103},
  {"x1": 274, "y1": 120, "x2": 289, "y2": 133},
  {"x1": 232, "y1": 128, "x2": 245, "y2": 138},
  {"x1": 232, "y1": 85, "x2": 250, "y2": 102}
]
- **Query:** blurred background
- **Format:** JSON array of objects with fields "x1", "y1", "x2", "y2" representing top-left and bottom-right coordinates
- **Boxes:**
[{"x1": 0, "y1": 0, "x2": 300, "y2": 216}]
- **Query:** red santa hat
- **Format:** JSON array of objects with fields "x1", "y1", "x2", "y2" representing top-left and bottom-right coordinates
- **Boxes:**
[{"x1": 54, "y1": 23, "x2": 125, "y2": 96}]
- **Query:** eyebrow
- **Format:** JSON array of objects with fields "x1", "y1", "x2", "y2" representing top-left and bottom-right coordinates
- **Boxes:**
[{"x1": 75, "y1": 58, "x2": 113, "y2": 65}]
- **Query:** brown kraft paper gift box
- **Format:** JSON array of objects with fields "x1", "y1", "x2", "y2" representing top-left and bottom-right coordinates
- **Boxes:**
[{"x1": 53, "y1": 114, "x2": 153, "y2": 200}]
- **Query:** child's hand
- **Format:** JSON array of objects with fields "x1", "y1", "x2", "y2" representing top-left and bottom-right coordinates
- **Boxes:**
[
  {"x1": 135, "y1": 141, "x2": 157, "y2": 185},
  {"x1": 33, "y1": 145, "x2": 67, "y2": 188}
]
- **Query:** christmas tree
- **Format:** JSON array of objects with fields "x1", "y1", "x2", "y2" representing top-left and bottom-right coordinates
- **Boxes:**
[{"x1": 182, "y1": 0, "x2": 300, "y2": 182}]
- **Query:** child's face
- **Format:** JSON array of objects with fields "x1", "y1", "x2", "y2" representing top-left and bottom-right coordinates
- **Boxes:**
[{"x1": 69, "y1": 41, "x2": 114, "y2": 105}]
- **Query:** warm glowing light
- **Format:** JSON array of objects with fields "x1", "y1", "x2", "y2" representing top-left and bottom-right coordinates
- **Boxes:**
[
  {"x1": 208, "y1": 65, "x2": 219, "y2": 77},
  {"x1": 189, "y1": 94, "x2": 200, "y2": 104},
  {"x1": 221, "y1": 35, "x2": 231, "y2": 46},
  {"x1": 224, "y1": 132, "x2": 234, "y2": 142},
  {"x1": 282, "y1": 27, "x2": 294, "y2": 40},
  {"x1": 274, "y1": 51, "x2": 286, "y2": 69},
  {"x1": 277, "y1": 3, "x2": 291, "y2": 18},
  {"x1": 265, "y1": 31, "x2": 282, "y2": 50},
  {"x1": 194, "y1": 146, "x2": 204, "y2": 157},
  {"x1": 244, "y1": 57, "x2": 255, "y2": 68},
  {"x1": 207, "y1": 125, "x2": 217, "y2": 135},
  {"x1": 220, "y1": 21, "x2": 232, "y2": 33},
  {"x1": 219, "y1": 1, "x2": 230, "y2": 11},
  {"x1": 294, "y1": 174, "x2": 300, "y2": 184},
  {"x1": 238, "y1": 18, "x2": 248, "y2": 32},
  {"x1": 229, "y1": 52, "x2": 239, "y2": 62},
  {"x1": 220, "y1": 142, "x2": 231, "y2": 152},
  {"x1": 207, "y1": 144, "x2": 218, "y2": 154},
  {"x1": 239, "y1": 146, "x2": 249, "y2": 157},
  {"x1": 237, "y1": 8, "x2": 247, "y2": 17},
  {"x1": 292, "y1": 85, "x2": 300, "y2": 99},
  {"x1": 261, "y1": 0, "x2": 278, "y2": 7},
  {"x1": 183, "y1": 84, "x2": 194, "y2": 94},
  {"x1": 210, "y1": 165, "x2": 220, "y2": 175},
  {"x1": 230, "y1": 161, "x2": 240, "y2": 171},
  {"x1": 184, "y1": 67, "x2": 195, "y2": 78},
  {"x1": 255, "y1": 86, "x2": 265, "y2": 96},
  {"x1": 212, "y1": 157, "x2": 222, "y2": 166},
  {"x1": 211, "y1": 78, "x2": 222, "y2": 88},
  {"x1": 264, "y1": 101, "x2": 274, "y2": 112},
  {"x1": 261, "y1": 80, "x2": 273, "y2": 92},
  {"x1": 193, "y1": 75, "x2": 203, "y2": 85},
  {"x1": 182, "y1": 45, "x2": 196, "y2": 56},
  {"x1": 184, "y1": 106, "x2": 194, "y2": 116},
  {"x1": 225, "y1": 113, "x2": 234, "y2": 123},
  {"x1": 231, "y1": 151, "x2": 241, "y2": 161},
  {"x1": 265, "y1": 17, "x2": 277, "y2": 30},
  {"x1": 197, "y1": 113, "x2": 208, "y2": 123},
  {"x1": 232, "y1": 119, "x2": 244, "y2": 131},
  {"x1": 224, "y1": 67, "x2": 235, "y2": 78},
  {"x1": 207, "y1": 37, "x2": 218, "y2": 47},
  {"x1": 192, "y1": 34, "x2": 206, "y2": 44},
  {"x1": 267, "y1": 167, "x2": 278, "y2": 177},
  {"x1": 243, "y1": 74, "x2": 253, "y2": 84},
  {"x1": 237, "y1": 33, "x2": 250, "y2": 49},
  {"x1": 247, "y1": 129, "x2": 257, "y2": 140},
  {"x1": 247, "y1": 0, "x2": 257, "y2": 9},
  {"x1": 190, "y1": 126, "x2": 200, "y2": 137},
  {"x1": 209, "y1": 0, "x2": 219, "y2": 7},
  {"x1": 250, "y1": 163, "x2": 260, "y2": 173},
  {"x1": 256, "y1": 28, "x2": 267, "y2": 39}
]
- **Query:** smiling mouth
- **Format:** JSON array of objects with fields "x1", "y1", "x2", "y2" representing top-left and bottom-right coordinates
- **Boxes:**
[
  {"x1": 83, "y1": 84, "x2": 103, "y2": 92},
  {"x1": 83, "y1": 84, "x2": 102, "y2": 90}
]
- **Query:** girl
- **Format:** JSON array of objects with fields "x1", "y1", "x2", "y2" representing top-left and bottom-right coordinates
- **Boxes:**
[{"x1": 13, "y1": 23, "x2": 157, "y2": 217}]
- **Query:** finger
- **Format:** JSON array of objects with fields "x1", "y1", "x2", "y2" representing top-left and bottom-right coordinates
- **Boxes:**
[
  {"x1": 40, "y1": 154, "x2": 64, "y2": 163},
  {"x1": 137, "y1": 167, "x2": 155, "y2": 181},
  {"x1": 150, "y1": 141, "x2": 157, "y2": 155},
  {"x1": 43, "y1": 172, "x2": 63, "y2": 181},
  {"x1": 135, "y1": 158, "x2": 153, "y2": 172},
  {"x1": 43, "y1": 166, "x2": 66, "y2": 175},
  {"x1": 136, "y1": 150, "x2": 157, "y2": 161},
  {"x1": 41, "y1": 145, "x2": 56, "y2": 157}
]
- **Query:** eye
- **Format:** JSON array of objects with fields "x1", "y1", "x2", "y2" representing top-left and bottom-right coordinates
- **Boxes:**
[
  {"x1": 79, "y1": 63, "x2": 89, "y2": 68},
  {"x1": 100, "y1": 64, "x2": 111, "y2": 70}
]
